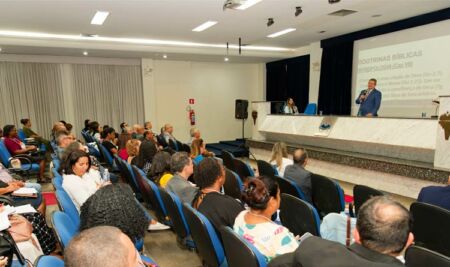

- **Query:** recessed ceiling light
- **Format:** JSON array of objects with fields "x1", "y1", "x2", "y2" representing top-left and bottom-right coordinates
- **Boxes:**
[
  {"x1": 235, "y1": 0, "x2": 262, "y2": 10},
  {"x1": 318, "y1": 30, "x2": 326, "y2": 34},
  {"x1": 83, "y1": 51, "x2": 88, "y2": 56},
  {"x1": 163, "y1": 54, "x2": 167, "y2": 59},
  {"x1": 192, "y1": 21, "x2": 218, "y2": 32},
  {"x1": 224, "y1": 57, "x2": 229, "y2": 62},
  {"x1": 91, "y1": 11, "x2": 109, "y2": 25},
  {"x1": 267, "y1": 28, "x2": 296, "y2": 38},
  {"x1": 0, "y1": 30, "x2": 293, "y2": 52},
  {"x1": 372, "y1": 14, "x2": 382, "y2": 18}
]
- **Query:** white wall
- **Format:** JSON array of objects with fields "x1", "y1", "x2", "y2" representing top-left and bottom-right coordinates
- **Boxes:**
[{"x1": 142, "y1": 59, "x2": 265, "y2": 143}]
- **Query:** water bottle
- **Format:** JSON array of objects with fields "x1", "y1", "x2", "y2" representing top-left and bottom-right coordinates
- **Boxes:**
[{"x1": 103, "y1": 168, "x2": 110, "y2": 183}]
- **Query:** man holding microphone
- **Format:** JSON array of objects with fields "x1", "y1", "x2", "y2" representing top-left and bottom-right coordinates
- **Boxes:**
[{"x1": 355, "y1": 78, "x2": 382, "y2": 117}]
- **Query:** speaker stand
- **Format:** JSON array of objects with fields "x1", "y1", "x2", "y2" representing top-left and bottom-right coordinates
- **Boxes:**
[{"x1": 241, "y1": 118, "x2": 246, "y2": 141}]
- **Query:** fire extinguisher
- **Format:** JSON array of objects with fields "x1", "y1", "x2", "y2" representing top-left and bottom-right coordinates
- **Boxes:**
[{"x1": 189, "y1": 109, "x2": 196, "y2": 126}]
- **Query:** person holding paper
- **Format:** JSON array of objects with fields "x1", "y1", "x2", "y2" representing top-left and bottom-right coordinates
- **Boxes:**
[
  {"x1": 0, "y1": 179, "x2": 44, "y2": 213},
  {"x1": 355, "y1": 78, "x2": 382, "y2": 117}
]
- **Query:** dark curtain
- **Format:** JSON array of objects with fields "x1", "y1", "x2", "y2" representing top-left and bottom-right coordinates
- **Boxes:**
[
  {"x1": 317, "y1": 42, "x2": 353, "y2": 115},
  {"x1": 266, "y1": 55, "x2": 310, "y2": 113}
]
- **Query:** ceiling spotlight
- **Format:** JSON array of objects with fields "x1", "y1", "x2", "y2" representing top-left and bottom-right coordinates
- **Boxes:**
[
  {"x1": 295, "y1": 6, "x2": 303, "y2": 17},
  {"x1": 267, "y1": 18, "x2": 274, "y2": 27},
  {"x1": 163, "y1": 54, "x2": 167, "y2": 59},
  {"x1": 83, "y1": 51, "x2": 88, "y2": 56},
  {"x1": 329, "y1": 0, "x2": 340, "y2": 3},
  {"x1": 224, "y1": 57, "x2": 229, "y2": 62}
]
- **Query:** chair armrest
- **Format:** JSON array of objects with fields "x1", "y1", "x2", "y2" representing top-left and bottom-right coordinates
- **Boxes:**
[
  {"x1": 0, "y1": 195, "x2": 14, "y2": 205},
  {"x1": 8, "y1": 155, "x2": 33, "y2": 171}
]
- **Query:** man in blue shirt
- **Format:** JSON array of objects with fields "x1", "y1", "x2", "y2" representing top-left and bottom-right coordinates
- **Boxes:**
[{"x1": 355, "y1": 78, "x2": 382, "y2": 117}]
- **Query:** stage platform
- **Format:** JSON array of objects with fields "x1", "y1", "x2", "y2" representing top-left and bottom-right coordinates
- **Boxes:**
[{"x1": 249, "y1": 101, "x2": 450, "y2": 200}]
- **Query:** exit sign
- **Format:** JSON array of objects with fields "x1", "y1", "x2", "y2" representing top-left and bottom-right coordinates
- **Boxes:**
[{"x1": 189, "y1": 99, "x2": 195, "y2": 104}]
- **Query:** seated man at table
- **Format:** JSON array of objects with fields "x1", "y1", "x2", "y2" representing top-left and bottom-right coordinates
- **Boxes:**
[{"x1": 268, "y1": 196, "x2": 413, "y2": 267}]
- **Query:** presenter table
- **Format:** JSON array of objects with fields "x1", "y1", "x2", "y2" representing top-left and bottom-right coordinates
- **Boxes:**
[{"x1": 249, "y1": 101, "x2": 450, "y2": 200}]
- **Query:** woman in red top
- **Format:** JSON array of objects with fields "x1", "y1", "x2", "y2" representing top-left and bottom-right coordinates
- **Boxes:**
[{"x1": 2, "y1": 125, "x2": 47, "y2": 182}]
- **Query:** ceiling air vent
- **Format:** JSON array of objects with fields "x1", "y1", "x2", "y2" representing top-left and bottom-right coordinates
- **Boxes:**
[{"x1": 328, "y1": 9, "x2": 357, "y2": 17}]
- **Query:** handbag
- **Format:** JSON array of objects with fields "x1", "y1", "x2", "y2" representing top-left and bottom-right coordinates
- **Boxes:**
[{"x1": 0, "y1": 230, "x2": 25, "y2": 267}]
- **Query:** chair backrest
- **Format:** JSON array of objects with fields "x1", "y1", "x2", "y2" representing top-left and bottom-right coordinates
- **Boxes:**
[
  {"x1": 168, "y1": 139, "x2": 179, "y2": 151},
  {"x1": 303, "y1": 103, "x2": 317, "y2": 115},
  {"x1": 55, "y1": 189, "x2": 80, "y2": 228},
  {"x1": 182, "y1": 203, "x2": 227, "y2": 267},
  {"x1": 275, "y1": 175, "x2": 306, "y2": 201},
  {"x1": 221, "y1": 150, "x2": 235, "y2": 171},
  {"x1": 223, "y1": 169, "x2": 243, "y2": 200},
  {"x1": 97, "y1": 142, "x2": 114, "y2": 166},
  {"x1": 81, "y1": 131, "x2": 95, "y2": 143},
  {"x1": 353, "y1": 184, "x2": 384, "y2": 216},
  {"x1": 220, "y1": 226, "x2": 267, "y2": 267},
  {"x1": 51, "y1": 211, "x2": 78, "y2": 249},
  {"x1": 181, "y1": 143, "x2": 191, "y2": 154},
  {"x1": 131, "y1": 166, "x2": 168, "y2": 222},
  {"x1": 233, "y1": 159, "x2": 253, "y2": 182},
  {"x1": 279, "y1": 193, "x2": 321, "y2": 237},
  {"x1": 159, "y1": 188, "x2": 190, "y2": 241},
  {"x1": 117, "y1": 159, "x2": 140, "y2": 194},
  {"x1": 256, "y1": 160, "x2": 277, "y2": 178},
  {"x1": 35, "y1": 255, "x2": 65, "y2": 267},
  {"x1": 0, "y1": 141, "x2": 12, "y2": 166},
  {"x1": 52, "y1": 174, "x2": 63, "y2": 191},
  {"x1": 405, "y1": 245, "x2": 450, "y2": 267},
  {"x1": 311, "y1": 174, "x2": 345, "y2": 218},
  {"x1": 18, "y1": 129, "x2": 27, "y2": 141},
  {"x1": 410, "y1": 202, "x2": 450, "y2": 257}
]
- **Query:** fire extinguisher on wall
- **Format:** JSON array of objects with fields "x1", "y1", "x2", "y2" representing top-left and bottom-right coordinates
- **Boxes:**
[{"x1": 187, "y1": 106, "x2": 196, "y2": 126}]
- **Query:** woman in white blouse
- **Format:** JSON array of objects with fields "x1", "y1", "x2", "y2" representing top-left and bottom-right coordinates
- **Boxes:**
[
  {"x1": 269, "y1": 142, "x2": 292, "y2": 177},
  {"x1": 61, "y1": 150, "x2": 109, "y2": 212}
]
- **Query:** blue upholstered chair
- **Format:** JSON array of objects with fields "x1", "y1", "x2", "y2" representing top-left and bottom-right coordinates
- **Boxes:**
[
  {"x1": 275, "y1": 175, "x2": 307, "y2": 202},
  {"x1": 51, "y1": 211, "x2": 78, "y2": 249},
  {"x1": 0, "y1": 140, "x2": 41, "y2": 179},
  {"x1": 182, "y1": 203, "x2": 228, "y2": 267},
  {"x1": 279, "y1": 193, "x2": 321, "y2": 237},
  {"x1": 303, "y1": 103, "x2": 317, "y2": 115},
  {"x1": 55, "y1": 189, "x2": 80, "y2": 228},
  {"x1": 34, "y1": 255, "x2": 65, "y2": 267},
  {"x1": 220, "y1": 226, "x2": 267, "y2": 267},
  {"x1": 311, "y1": 174, "x2": 345, "y2": 218}
]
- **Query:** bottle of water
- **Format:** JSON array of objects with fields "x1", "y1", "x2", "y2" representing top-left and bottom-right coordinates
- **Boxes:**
[{"x1": 103, "y1": 168, "x2": 110, "y2": 183}]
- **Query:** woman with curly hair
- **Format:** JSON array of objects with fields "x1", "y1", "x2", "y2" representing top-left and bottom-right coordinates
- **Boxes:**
[{"x1": 79, "y1": 184, "x2": 148, "y2": 243}]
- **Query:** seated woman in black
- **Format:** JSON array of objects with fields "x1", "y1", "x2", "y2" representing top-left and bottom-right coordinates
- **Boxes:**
[{"x1": 192, "y1": 158, "x2": 244, "y2": 232}]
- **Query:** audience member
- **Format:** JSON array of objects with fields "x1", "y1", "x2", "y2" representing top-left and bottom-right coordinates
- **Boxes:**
[
  {"x1": 283, "y1": 148, "x2": 312, "y2": 203},
  {"x1": 60, "y1": 150, "x2": 108, "y2": 211},
  {"x1": 134, "y1": 131, "x2": 157, "y2": 174},
  {"x1": 268, "y1": 196, "x2": 413, "y2": 267},
  {"x1": 65, "y1": 123, "x2": 73, "y2": 133},
  {"x1": 2, "y1": 124, "x2": 47, "y2": 182},
  {"x1": 118, "y1": 122, "x2": 132, "y2": 152},
  {"x1": 144, "y1": 121, "x2": 152, "y2": 131},
  {"x1": 65, "y1": 226, "x2": 145, "y2": 267},
  {"x1": 20, "y1": 118, "x2": 52, "y2": 152},
  {"x1": 148, "y1": 151, "x2": 173, "y2": 187},
  {"x1": 166, "y1": 152, "x2": 197, "y2": 203},
  {"x1": 190, "y1": 138, "x2": 213, "y2": 165},
  {"x1": 88, "y1": 121, "x2": 101, "y2": 140},
  {"x1": 162, "y1": 123, "x2": 179, "y2": 147},
  {"x1": 126, "y1": 139, "x2": 141, "y2": 164},
  {"x1": 79, "y1": 184, "x2": 169, "y2": 242},
  {"x1": 56, "y1": 130, "x2": 75, "y2": 159},
  {"x1": 235, "y1": 176, "x2": 298, "y2": 262},
  {"x1": 269, "y1": 142, "x2": 292, "y2": 177},
  {"x1": 82, "y1": 119, "x2": 90, "y2": 133},
  {"x1": 101, "y1": 127, "x2": 118, "y2": 157},
  {"x1": 192, "y1": 158, "x2": 244, "y2": 232},
  {"x1": 0, "y1": 172, "x2": 45, "y2": 213},
  {"x1": 132, "y1": 124, "x2": 145, "y2": 140},
  {"x1": 417, "y1": 175, "x2": 450, "y2": 211},
  {"x1": 188, "y1": 127, "x2": 201, "y2": 145}
]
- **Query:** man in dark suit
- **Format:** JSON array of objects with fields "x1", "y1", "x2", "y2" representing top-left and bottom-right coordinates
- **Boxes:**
[
  {"x1": 417, "y1": 175, "x2": 450, "y2": 211},
  {"x1": 283, "y1": 148, "x2": 312, "y2": 203},
  {"x1": 356, "y1": 78, "x2": 382, "y2": 117},
  {"x1": 268, "y1": 196, "x2": 414, "y2": 267}
]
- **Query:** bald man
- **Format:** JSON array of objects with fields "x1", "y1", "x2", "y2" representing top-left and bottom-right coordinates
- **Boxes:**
[
  {"x1": 65, "y1": 226, "x2": 144, "y2": 267},
  {"x1": 283, "y1": 148, "x2": 312, "y2": 203},
  {"x1": 269, "y1": 196, "x2": 413, "y2": 267}
]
